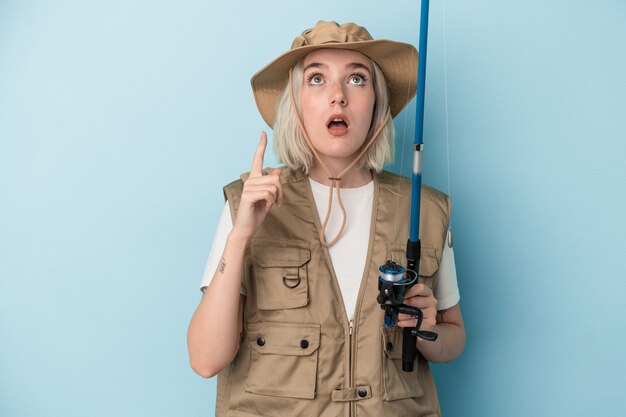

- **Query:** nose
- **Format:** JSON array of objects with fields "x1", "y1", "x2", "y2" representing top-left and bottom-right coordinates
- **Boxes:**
[{"x1": 329, "y1": 83, "x2": 347, "y2": 106}]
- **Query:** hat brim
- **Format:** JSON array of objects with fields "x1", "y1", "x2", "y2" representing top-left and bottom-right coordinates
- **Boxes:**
[{"x1": 251, "y1": 39, "x2": 418, "y2": 128}]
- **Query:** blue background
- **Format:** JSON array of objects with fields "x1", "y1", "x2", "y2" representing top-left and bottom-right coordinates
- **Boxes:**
[{"x1": 1, "y1": 1, "x2": 625, "y2": 416}]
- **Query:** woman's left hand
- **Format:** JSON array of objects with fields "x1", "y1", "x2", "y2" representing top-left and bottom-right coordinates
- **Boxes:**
[{"x1": 396, "y1": 283, "x2": 438, "y2": 332}]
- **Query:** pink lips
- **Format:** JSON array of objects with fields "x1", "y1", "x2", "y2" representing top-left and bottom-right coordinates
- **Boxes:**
[{"x1": 326, "y1": 114, "x2": 350, "y2": 136}]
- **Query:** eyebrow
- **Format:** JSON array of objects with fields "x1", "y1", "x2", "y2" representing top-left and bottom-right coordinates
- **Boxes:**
[
  {"x1": 346, "y1": 63, "x2": 371, "y2": 73},
  {"x1": 303, "y1": 62, "x2": 372, "y2": 73}
]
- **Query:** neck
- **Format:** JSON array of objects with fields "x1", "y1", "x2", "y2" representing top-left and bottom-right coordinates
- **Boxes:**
[{"x1": 309, "y1": 164, "x2": 372, "y2": 188}]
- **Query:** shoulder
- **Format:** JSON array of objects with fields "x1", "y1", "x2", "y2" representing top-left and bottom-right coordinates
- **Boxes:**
[
  {"x1": 377, "y1": 170, "x2": 448, "y2": 199},
  {"x1": 377, "y1": 170, "x2": 411, "y2": 190},
  {"x1": 422, "y1": 184, "x2": 450, "y2": 216},
  {"x1": 377, "y1": 170, "x2": 450, "y2": 216},
  {"x1": 223, "y1": 178, "x2": 243, "y2": 205}
]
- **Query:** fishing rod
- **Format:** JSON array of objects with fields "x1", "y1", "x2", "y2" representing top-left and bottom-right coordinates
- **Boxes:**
[{"x1": 377, "y1": 0, "x2": 437, "y2": 373}]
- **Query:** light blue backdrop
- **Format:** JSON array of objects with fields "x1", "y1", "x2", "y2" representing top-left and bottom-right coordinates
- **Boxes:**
[{"x1": 1, "y1": 1, "x2": 625, "y2": 416}]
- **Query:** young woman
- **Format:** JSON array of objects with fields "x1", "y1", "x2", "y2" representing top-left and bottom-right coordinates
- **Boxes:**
[{"x1": 188, "y1": 21, "x2": 465, "y2": 417}]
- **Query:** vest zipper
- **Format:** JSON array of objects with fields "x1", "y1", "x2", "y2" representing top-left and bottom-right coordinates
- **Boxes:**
[
  {"x1": 349, "y1": 319, "x2": 354, "y2": 417},
  {"x1": 348, "y1": 176, "x2": 379, "y2": 417}
]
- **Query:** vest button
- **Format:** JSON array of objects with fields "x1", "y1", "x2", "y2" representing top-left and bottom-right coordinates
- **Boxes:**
[
  {"x1": 386, "y1": 342, "x2": 394, "y2": 352},
  {"x1": 256, "y1": 337, "x2": 265, "y2": 346},
  {"x1": 300, "y1": 339, "x2": 309, "y2": 349},
  {"x1": 357, "y1": 388, "x2": 367, "y2": 398}
]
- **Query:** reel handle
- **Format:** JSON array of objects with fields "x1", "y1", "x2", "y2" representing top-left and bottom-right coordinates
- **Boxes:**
[{"x1": 414, "y1": 330, "x2": 438, "y2": 342}]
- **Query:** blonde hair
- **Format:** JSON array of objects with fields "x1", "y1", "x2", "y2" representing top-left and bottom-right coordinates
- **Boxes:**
[{"x1": 272, "y1": 57, "x2": 395, "y2": 174}]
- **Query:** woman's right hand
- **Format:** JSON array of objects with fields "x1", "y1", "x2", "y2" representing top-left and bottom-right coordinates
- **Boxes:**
[{"x1": 231, "y1": 132, "x2": 283, "y2": 242}]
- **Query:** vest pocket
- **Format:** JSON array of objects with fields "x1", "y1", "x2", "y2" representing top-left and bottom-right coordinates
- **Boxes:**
[
  {"x1": 245, "y1": 321, "x2": 320, "y2": 399},
  {"x1": 250, "y1": 238, "x2": 310, "y2": 310},
  {"x1": 387, "y1": 242, "x2": 440, "y2": 288},
  {"x1": 380, "y1": 326, "x2": 424, "y2": 401}
]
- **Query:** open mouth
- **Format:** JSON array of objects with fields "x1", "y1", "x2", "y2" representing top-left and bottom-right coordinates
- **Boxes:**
[
  {"x1": 327, "y1": 118, "x2": 348, "y2": 129},
  {"x1": 326, "y1": 115, "x2": 350, "y2": 136}
]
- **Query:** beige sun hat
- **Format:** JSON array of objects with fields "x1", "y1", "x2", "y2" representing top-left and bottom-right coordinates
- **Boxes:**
[{"x1": 251, "y1": 21, "x2": 419, "y2": 128}]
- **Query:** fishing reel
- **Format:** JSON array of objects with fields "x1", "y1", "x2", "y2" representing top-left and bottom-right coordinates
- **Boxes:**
[{"x1": 377, "y1": 247, "x2": 437, "y2": 372}]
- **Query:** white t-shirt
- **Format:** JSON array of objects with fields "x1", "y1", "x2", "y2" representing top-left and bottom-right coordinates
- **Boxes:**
[{"x1": 201, "y1": 178, "x2": 460, "y2": 320}]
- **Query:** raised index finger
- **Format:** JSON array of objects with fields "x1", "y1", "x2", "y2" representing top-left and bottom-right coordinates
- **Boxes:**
[{"x1": 249, "y1": 131, "x2": 267, "y2": 178}]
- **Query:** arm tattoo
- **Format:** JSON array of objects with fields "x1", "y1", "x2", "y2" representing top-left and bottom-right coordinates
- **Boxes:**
[
  {"x1": 218, "y1": 257, "x2": 226, "y2": 274},
  {"x1": 436, "y1": 308, "x2": 449, "y2": 324}
]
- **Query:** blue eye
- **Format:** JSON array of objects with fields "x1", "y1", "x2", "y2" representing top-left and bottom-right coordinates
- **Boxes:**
[
  {"x1": 349, "y1": 74, "x2": 367, "y2": 85},
  {"x1": 307, "y1": 73, "x2": 324, "y2": 85}
]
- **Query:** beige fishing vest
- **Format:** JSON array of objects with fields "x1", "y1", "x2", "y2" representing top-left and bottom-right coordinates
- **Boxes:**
[{"x1": 217, "y1": 167, "x2": 450, "y2": 417}]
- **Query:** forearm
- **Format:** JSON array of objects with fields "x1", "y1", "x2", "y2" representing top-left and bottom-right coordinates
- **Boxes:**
[
  {"x1": 416, "y1": 304, "x2": 465, "y2": 363},
  {"x1": 187, "y1": 233, "x2": 248, "y2": 378}
]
